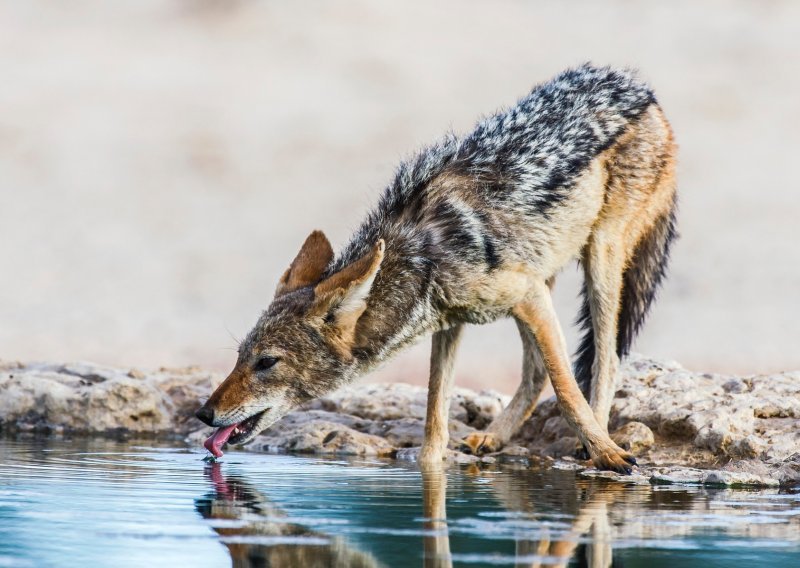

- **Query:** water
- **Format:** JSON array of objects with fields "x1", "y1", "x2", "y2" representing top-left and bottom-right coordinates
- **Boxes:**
[{"x1": 0, "y1": 437, "x2": 798, "y2": 567}]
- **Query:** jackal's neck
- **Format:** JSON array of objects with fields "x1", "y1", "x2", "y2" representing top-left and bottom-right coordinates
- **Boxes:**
[
  {"x1": 345, "y1": 234, "x2": 441, "y2": 376},
  {"x1": 326, "y1": 135, "x2": 457, "y2": 376}
]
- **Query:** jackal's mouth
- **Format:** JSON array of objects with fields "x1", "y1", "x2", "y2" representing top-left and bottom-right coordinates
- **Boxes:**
[{"x1": 203, "y1": 409, "x2": 269, "y2": 458}]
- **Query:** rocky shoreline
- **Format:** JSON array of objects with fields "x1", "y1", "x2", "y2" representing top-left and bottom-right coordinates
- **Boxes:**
[{"x1": 1, "y1": 355, "x2": 798, "y2": 487}]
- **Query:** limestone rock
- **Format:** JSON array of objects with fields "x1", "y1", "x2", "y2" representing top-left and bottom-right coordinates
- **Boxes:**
[
  {"x1": 544, "y1": 436, "x2": 581, "y2": 459},
  {"x1": 610, "y1": 355, "x2": 800, "y2": 463},
  {"x1": 2, "y1": 354, "x2": 799, "y2": 487},
  {"x1": 251, "y1": 419, "x2": 396, "y2": 457},
  {"x1": 580, "y1": 468, "x2": 650, "y2": 485},
  {"x1": 303, "y1": 383, "x2": 508, "y2": 429},
  {"x1": 395, "y1": 446, "x2": 490, "y2": 465},
  {"x1": 513, "y1": 354, "x2": 800, "y2": 483},
  {"x1": 650, "y1": 467, "x2": 706, "y2": 485},
  {"x1": 612, "y1": 421, "x2": 655, "y2": 454},
  {"x1": 0, "y1": 361, "x2": 219, "y2": 436}
]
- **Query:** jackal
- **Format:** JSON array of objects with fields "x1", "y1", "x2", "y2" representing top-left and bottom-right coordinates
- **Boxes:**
[{"x1": 196, "y1": 64, "x2": 677, "y2": 473}]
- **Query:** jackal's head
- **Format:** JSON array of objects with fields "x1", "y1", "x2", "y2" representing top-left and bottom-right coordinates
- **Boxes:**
[{"x1": 196, "y1": 231, "x2": 384, "y2": 457}]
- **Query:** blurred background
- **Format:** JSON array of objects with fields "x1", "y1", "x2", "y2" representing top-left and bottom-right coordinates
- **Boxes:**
[{"x1": 1, "y1": 0, "x2": 799, "y2": 393}]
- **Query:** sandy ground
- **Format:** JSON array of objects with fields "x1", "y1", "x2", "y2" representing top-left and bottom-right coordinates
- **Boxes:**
[{"x1": 1, "y1": 1, "x2": 799, "y2": 394}]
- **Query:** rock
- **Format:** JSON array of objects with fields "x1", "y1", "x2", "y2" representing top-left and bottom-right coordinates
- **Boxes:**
[
  {"x1": 580, "y1": 469, "x2": 650, "y2": 485},
  {"x1": 0, "y1": 361, "x2": 224, "y2": 436},
  {"x1": 496, "y1": 445, "x2": 530, "y2": 459},
  {"x1": 613, "y1": 355, "x2": 800, "y2": 463},
  {"x1": 544, "y1": 437, "x2": 581, "y2": 459},
  {"x1": 775, "y1": 453, "x2": 800, "y2": 487},
  {"x1": 551, "y1": 460, "x2": 584, "y2": 471},
  {"x1": 251, "y1": 420, "x2": 396, "y2": 457},
  {"x1": 702, "y1": 469, "x2": 778, "y2": 488},
  {"x1": 612, "y1": 422, "x2": 654, "y2": 453},
  {"x1": 542, "y1": 415, "x2": 572, "y2": 440},
  {"x1": 243, "y1": 410, "x2": 396, "y2": 457},
  {"x1": 2, "y1": 354, "x2": 799, "y2": 486},
  {"x1": 304, "y1": 383, "x2": 508, "y2": 429},
  {"x1": 362, "y1": 417, "x2": 425, "y2": 448},
  {"x1": 728, "y1": 435, "x2": 765, "y2": 459},
  {"x1": 395, "y1": 446, "x2": 493, "y2": 465},
  {"x1": 650, "y1": 467, "x2": 706, "y2": 485}
]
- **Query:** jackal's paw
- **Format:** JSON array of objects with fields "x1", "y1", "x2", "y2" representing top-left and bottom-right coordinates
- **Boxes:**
[
  {"x1": 574, "y1": 444, "x2": 591, "y2": 461},
  {"x1": 459, "y1": 432, "x2": 502, "y2": 456},
  {"x1": 589, "y1": 444, "x2": 638, "y2": 475}
]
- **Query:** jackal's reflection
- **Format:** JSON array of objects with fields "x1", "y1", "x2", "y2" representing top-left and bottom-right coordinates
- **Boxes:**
[
  {"x1": 198, "y1": 463, "x2": 626, "y2": 568},
  {"x1": 422, "y1": 466, "x2": 625, "y2": 568},
  {"x1": 195, "y1": 463, "x2": 379, "y2": 568}
]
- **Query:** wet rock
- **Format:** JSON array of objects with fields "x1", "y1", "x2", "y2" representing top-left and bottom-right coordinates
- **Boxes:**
[
  {"x1": 580, "y1": 468, "x2": 650, "y2": 485},
  {"x1": 650, "y1": 467, "x2": 706, "y2": 485},
  {"x1": 643, "y1": 460, "x2": 790, "y2": 488},
  {"x1": 395, "y1": 446, "x2": 488, "y2": 465},
  {"x1": 551, "y1": 459, "x2": 584, "y2": 471}
]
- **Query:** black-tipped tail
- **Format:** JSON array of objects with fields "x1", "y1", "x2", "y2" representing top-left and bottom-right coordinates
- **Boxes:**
[{"x1": 574, "y1": 194, "x2": 678, "y2": 396}]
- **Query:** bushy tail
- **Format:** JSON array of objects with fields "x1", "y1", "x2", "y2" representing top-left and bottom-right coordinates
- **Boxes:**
[{"x1": 574, "y1": 194, "x2": 678, "y2": 396}]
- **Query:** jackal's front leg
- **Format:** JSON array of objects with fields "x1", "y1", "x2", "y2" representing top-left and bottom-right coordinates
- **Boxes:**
[
  {"x1": 513, "y1": 280, "x2": 636, "y2": 474},
  {"x1": 419, "y1": 324, "x2": 464, "y2": 467}
]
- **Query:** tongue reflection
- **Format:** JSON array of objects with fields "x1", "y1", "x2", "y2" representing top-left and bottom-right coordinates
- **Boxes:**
[{"x1": 203, "y1": 424, "x2": 238, "y2": 458}]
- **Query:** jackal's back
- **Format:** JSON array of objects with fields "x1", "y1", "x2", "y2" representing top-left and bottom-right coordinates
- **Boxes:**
[
  {"x1": 333, "y1": 65, "x2": 657, "y2": 273},
  {"x1": 454, "y1": 64, "x2": 656, "y2": 211}
]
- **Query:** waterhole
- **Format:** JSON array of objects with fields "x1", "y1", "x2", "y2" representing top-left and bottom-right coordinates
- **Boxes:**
[{"x1": 0, "y1": 437, "x2": 798, "y2": 567}]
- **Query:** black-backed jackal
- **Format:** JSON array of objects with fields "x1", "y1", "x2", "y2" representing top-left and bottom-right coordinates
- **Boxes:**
[{"x1": 196, "y1": 65, "x2": 677, "y2": 474}]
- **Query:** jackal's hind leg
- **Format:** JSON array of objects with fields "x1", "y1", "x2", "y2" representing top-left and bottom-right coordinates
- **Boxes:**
[
  {"x1": 513, "y1": 279, "x2": 635, "y2": 474},
  {"x1": 460, "y1": 317, "x2": 548, "y2": 456},
  {"x1": 583, "y1": 236, "x2": 626, "y2": 433},
  {"x1": 420, "y1": 324, "x2": 464, "y2": 467}
]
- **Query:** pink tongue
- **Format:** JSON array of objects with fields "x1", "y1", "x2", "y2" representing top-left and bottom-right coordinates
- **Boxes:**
[{"x1": 203, "y1": 423, "x2": 238, "y2": 458}]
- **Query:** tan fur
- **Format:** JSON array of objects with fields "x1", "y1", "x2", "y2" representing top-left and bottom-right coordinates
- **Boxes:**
[
  {"x1": 457, "y1": 108, "x2": 676, "y2": 464},
  {"x1": 275, "y1": 230, "x2": 334, "y2": 297},
  {"x1": 511, "y1": 281, "x2": 636, "y2": 471},
  {"x1": 419, "y1": 324, "x2": 464, "y2": 465},
  {"x1": 315, "y1": 240, "x2": 384, "y2": 297},
  {"x1": 583, "y1": 105, "x2": 677, "y2": 430},
  {"x1": 312, "y1": 240, "x2": 385, "y2": 357},
  {"x1": 197, "y1": 91, "x2": 677, "y2": 475},
  {"x1": 204, "y1": 367, "x2": 263, "y2": 423}
]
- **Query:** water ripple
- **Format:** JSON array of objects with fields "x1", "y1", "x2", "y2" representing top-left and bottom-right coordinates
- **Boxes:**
[{"x1": 0, "y1": 437, "x2": 798, "y2": 568}]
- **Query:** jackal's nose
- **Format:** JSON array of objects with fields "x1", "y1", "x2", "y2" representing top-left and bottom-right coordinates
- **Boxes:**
[{"x1": 195, "y1": 405, "x2": 215, "y2": 426}]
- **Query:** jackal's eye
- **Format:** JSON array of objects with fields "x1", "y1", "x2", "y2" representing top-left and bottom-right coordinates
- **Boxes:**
[{"x1": 254, "y1": 356, "x2": 279, "y2": 372}]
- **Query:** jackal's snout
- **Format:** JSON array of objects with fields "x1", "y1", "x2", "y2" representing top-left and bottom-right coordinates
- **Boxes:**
[{"x1": 195, "y1": 404, "x2": 215, "y2": 426}]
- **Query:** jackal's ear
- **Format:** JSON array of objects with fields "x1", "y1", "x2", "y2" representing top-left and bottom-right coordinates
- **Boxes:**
[
  {"x1": 312, "y1": 240, "x2": 385, "y2": 341},
  {"x1": 275, "y1": 230, "x2": 334, "y2": 297}
]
